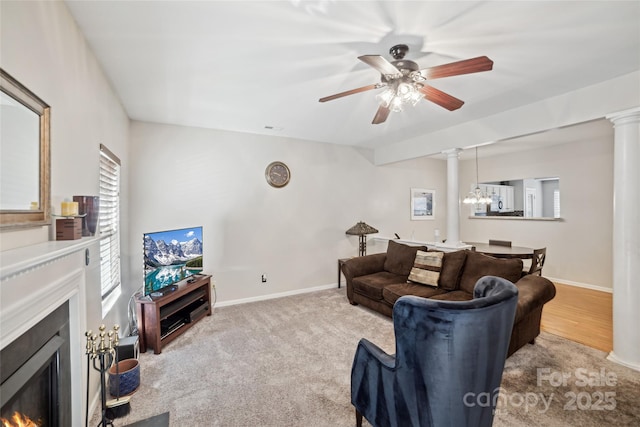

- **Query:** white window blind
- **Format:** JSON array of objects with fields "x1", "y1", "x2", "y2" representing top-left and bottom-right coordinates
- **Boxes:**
[
  {"x1": 99, "y1": 144, "x2": 121, "y2": 305},
  {"x1": 553, "y1": 189, "x2": 561, "y2": 218}
]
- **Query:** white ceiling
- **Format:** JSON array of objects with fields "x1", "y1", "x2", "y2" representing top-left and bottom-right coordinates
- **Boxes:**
[{"x1": 65, "y1": 1, "x2": 638, "y2": 157}]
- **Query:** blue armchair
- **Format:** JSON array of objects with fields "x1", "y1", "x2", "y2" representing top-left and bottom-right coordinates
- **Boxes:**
[{"x1": 351, "y1": 276, "x2": 518, "y2": 427}]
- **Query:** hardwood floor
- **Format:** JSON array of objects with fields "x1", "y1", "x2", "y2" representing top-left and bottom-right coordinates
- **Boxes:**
[{"x1": 540, "y1": 282, "x2": 613, "y2": 352}]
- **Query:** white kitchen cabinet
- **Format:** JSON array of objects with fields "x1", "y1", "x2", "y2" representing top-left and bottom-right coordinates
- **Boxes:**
[
  {"x1": 497, "y1": 185, "x2": 515, "y2": 212},
  {"x1": 504, "y1": 186, "x2": 515, "y2": 211}
]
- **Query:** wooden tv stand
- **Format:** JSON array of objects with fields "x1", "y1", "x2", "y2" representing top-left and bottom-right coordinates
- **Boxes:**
[{"x1": 135, "y1": 274, "x2": 212, "y2": 354}]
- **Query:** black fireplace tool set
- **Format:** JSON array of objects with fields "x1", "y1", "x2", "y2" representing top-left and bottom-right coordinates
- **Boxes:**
[{"x1": 85, "y1": 324, "x2": 131, "y2": 427}]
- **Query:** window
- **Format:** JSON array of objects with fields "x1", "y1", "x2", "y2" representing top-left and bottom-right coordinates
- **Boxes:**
[
  {"x1": 99, "y1": 144, "x2": 121, "y2": 315},
  {"x1": 554, "y1": 189, "x2": 561, "y2": 218}
]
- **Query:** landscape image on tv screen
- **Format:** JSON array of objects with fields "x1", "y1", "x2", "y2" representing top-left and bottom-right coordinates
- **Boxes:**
[{"x1": 144, "y1": 226, "x2": 203, "y2": 295}]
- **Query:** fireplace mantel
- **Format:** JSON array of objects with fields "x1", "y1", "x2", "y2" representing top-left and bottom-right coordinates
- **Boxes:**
[{"x1": 1, "y1": 236, "x2": 98, "y2": 281}]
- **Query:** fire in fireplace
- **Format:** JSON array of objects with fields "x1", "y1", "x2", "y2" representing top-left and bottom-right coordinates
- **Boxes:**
[
  {"x1": 0, "y1": 303, "x2": 71, "y2": 427},
  {"x1": 1, "y1": 411, "x2": 41, "y2": 426}
]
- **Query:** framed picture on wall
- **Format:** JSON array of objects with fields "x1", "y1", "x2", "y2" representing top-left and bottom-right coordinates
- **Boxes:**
[{"x1": 410, "y1": 188, "x2": 435, "y2": 220}]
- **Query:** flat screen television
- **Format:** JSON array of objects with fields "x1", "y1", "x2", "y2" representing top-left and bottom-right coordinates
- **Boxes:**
[{"x1": 143, "y1": 226, "x2": 203, "y2": 295}]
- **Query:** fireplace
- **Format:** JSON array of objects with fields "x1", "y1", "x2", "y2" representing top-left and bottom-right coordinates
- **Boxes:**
[
  {"x1": 0, "y1": 302, "x2": 71, "y2": 426},
  {"x1": 1, "y1": 237, "x2": 95, "y2": 426}
]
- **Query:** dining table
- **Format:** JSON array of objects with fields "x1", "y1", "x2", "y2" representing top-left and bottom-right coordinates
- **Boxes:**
[{"x1": 465, "y1": 242, "x2": 535, "y2": 259}]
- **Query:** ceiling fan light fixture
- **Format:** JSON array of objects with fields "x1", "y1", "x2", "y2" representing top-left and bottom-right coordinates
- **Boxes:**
[
  {"x1": 376, "y1": 79, "x2": 422, "y2": 112},
  {"x1": 410, "y1": 71, "x2": 426, "y2": 82},
  {"x1": 390, "y1": 96, "x2": 404, "y2": 112},
  {"x1": 397, "y1": 82, "x2": 413, "y2": 97},
  {"x1": 376, "y1": 88, "x2": 394, "y2": 108},
  {"x1": 407, "y1": 86, "x2": 422, "y2": 106}
]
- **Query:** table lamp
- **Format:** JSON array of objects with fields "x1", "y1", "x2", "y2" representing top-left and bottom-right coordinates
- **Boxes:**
[{"x1": 346, "y1": 221, "x2": 379, "y2": 256}]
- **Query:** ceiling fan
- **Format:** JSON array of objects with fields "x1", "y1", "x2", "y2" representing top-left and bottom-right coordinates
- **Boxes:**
[{"x1": 319, "y1": 44, "x2": 493, "y2": 124}]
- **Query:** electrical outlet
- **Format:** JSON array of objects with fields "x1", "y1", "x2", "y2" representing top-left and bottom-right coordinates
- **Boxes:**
[{"x1": 261, "y1": 274, "x2": 267, "y2": 283}]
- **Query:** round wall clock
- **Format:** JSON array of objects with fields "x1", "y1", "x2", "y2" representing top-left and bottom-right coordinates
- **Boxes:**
[{"x1": 265, "y1": 161, "x2": 291, "y2": 188}]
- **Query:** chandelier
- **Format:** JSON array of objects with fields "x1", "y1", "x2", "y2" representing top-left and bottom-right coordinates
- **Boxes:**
[{"x1": 463, "y1": 147, "x2": 491, "y2": 205}]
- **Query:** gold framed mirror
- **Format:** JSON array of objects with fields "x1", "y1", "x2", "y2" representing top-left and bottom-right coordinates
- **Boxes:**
[{"x1": 1, "y1": 69, "x2": 51, "y2": 229}]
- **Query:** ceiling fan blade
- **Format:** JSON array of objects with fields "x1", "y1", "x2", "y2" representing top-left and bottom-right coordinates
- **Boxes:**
[
  {"x1": 358, "y1": 55, "x2": 401, "y2": 78},
  {"x1": 420, "y1": 85, "x2": 465, "y2": 111},
  {"x1": 372, "y1": 105, "x2": 390, "y2": 124},
  {"x1": 319, "y1": 84, "x2": 379, "y2": 103},
  {"x1": 419, "y1": 56, "x2": 493, "y2": 80}
]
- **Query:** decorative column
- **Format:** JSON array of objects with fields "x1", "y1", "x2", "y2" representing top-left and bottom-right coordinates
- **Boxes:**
[
  {"x1": 606, "y1": 107, "x2": 640, "y2": 371},
  {"x1": 444, "y1": 149, "x2": 463, "y2": 247}
]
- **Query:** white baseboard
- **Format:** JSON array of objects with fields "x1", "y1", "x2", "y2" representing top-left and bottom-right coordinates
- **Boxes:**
[
  {"x1": 214, "y1": 283, "x2": 339, "y2": 308},
  {"x1": 607, "y1": 351, "x2": 640, "y2": 372},
  {"x1": 546, "y1": 276, "x2": 613, "y2": 293}
]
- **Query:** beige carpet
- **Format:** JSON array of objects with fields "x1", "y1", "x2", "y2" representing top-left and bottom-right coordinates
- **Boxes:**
[{"x1": 92, "y1": 288, "x2": 640, "y2": 426}]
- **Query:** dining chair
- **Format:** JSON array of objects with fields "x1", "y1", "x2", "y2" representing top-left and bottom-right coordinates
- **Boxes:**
[
  {"x1": 350, "y1": 276, "x2": 518, "y2": 427},
  {"x1": 528, "y1": 247, "x2": 546, "y2": 275},
  {"x1": 489, "y1": 239, "x2": 512, "y2": 247}
]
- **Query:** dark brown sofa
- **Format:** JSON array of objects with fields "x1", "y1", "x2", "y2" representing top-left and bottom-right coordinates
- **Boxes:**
[{"x1": 342, "y1": 240, "x2": 556, "y2": 356}]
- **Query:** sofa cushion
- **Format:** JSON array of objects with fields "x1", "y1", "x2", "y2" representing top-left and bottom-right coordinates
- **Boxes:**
[
  {"x1": 408, "y1": 250, "x2": 443, "y2": 287},
  {"x1": 383, "y1": 240, "x2": 427, "y2": 277},
  {"x1": 437, "y1": 250, "x2": 468, "y2": 291},
  {"x1": 352, "y1": 271, "x2": 407, "y2": 301},
  {"x1": 459, "y1": 251, "x2": 523, "y2": 294},
  {"x1": 382, "y1": 283, "x2": 447, "y2": 306}
]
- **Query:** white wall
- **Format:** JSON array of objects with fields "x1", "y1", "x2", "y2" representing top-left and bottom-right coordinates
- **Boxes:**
[
  {"x1": 0, "y1": 0, "x2": 132, "y2": 323},
  {"x1": 129, "y1": 121, "x2": 447, "y2": 303},
  {"x1": 460, "y1": 136, "x2": 614, "y2": 289}
]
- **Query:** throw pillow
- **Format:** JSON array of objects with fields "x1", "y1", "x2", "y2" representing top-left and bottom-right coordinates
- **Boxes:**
[
  {"x1": 437, "y1": 250, "x2": 468, "y2": 291},
  {"x1": 408, "y1": 250, "x2": 443, "y2": 287},
  {"x1": 383, "y1": 240, "x2": 427, "y2": 277},
  {"x1": 458, "y1": 250, "x2": 523, "y2": 294}
]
